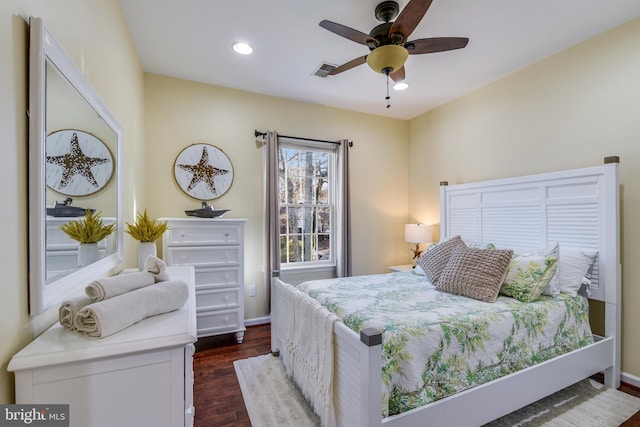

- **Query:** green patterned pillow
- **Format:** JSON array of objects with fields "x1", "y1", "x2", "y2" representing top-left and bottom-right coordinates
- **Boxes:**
[{"x1": 500, "y1": 255, "x2": 558, "y2": 302}]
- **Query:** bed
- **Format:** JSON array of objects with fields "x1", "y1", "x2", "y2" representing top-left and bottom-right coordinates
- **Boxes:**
[{"x1": 271, "y1": 157, "x2": 621, "y2": 427}]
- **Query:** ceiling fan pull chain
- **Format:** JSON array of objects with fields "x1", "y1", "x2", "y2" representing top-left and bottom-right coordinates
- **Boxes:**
[{"x1": 386, "y1": 72, "x2": 391, "y2": 108}]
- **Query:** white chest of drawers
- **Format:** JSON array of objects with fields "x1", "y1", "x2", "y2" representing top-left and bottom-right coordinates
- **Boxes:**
[
  {"x1": 161, "y1": 218, "x2": 247, "y2": 342},
  {"x1": 8, "y1": 266, "x2": 197, "y2": 427}
]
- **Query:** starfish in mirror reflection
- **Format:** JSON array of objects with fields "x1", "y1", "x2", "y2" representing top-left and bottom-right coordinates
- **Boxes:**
[
  {"x1": 46, "y1": 132, "x2": 111, "y2": 189},
  {"x1": 177, "y1": 146, "x2": 229, "y2": 194}
]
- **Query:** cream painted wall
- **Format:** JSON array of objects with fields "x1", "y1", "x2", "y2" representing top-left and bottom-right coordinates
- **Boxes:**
[
  {"x1": 144, "y1": 74, "x2": 410, "y2": 320},
  {"x1": 0, "y1": 0, "x2": 144, "y2": 403},
  {"x1": 408, "y1": 18, "x2": 640, "y2": 378}
]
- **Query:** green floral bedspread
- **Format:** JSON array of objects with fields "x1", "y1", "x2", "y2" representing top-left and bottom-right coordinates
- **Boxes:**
[{"x1": 296, "y1": 271, "x2": 594, "y2": 417}]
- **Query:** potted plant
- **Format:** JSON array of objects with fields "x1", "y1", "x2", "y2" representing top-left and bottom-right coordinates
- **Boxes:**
[
  {"x1": 60, "y1": 210, "x2": 116, "y2": 267},
  {"x1": 125, "y1": 209, "x2": 169, "y2": 270}
]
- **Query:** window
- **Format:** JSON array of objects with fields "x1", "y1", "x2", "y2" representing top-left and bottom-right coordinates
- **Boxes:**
[{"x1": 278, "y1": 141, "x2": 335, "y2": 267}]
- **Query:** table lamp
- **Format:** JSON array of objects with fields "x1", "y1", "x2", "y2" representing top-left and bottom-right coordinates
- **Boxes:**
[{"x1": 405, "y1": 224, "x2": 433, "y2": 260}]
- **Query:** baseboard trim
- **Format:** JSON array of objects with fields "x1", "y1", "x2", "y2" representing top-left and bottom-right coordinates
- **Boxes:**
[
  {"x1": 244, "y1": 316, "x2": 271, "y2": 327},
  {"x1": 622, "y1": 371, "x2": 640, "y2": 388}
]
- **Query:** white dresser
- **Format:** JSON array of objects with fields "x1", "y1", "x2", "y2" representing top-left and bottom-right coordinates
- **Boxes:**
[
  {"x1": 161, "y1": 218, "x2": 247, "y2": 342},
  {"x1": 8, "y1": 266, "x2": 197, "y2": 427}
]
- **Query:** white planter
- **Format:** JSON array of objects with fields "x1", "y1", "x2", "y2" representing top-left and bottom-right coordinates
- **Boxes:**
[
  {"x1": 78, "y1": 243, "x2": 99, "y2": 267},
  {"x1": 138, "y1": 241, "x2": 157, "y2": 271}
]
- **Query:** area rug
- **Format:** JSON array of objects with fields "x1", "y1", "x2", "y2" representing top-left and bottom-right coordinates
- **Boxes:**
[
  {"x1": 234, "y1": 354, "x2": 320, "y2": 427},
  {"x1": 234, "y1": 354, "x2": 640, "y2": 427},
  {"x1": 484, "y1": 378, "x2": 640, "y2": 426}
]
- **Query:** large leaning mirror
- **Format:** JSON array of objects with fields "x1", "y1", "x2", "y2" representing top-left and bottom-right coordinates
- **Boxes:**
[{"x1": 29, "y1": 17, "x2": 123, "y2": 315}]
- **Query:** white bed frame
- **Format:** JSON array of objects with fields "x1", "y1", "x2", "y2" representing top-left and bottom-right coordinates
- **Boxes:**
[{"x1": 272, "y1": 157, "x2": 621, "y2": 427}]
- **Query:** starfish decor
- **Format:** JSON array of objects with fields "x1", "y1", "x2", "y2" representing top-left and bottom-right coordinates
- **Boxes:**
[
  {"x1": 177, "y1": 146, "x2": 229, "y2": 194},
  {"x1": 46, "y1": 132, "x2": 111, "y2": 189}
]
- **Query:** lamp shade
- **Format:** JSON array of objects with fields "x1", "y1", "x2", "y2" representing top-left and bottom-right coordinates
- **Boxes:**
[
  {"x1": 366, "y1": 45, "x2": 409, "y2": 74},
  {"x1": 405, "y1": 224, "x2": 433, "y2": 243}
]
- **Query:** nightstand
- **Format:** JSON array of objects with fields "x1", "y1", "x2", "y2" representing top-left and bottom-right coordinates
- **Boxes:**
[{"x1": 388, "y1": 264, "x2": 414, "y2": 272}]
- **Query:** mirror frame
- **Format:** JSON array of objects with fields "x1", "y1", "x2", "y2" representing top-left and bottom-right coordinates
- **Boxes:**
[{"x1": 29, "y1": 17, "x2": 123, "y2": 315}]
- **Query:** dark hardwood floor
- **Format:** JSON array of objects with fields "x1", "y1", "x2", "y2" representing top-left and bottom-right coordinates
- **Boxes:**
[
  {"x1": 194, "y1": 324, "x2": 640, "y2": 427},
  {"x1": 193, "y1": 324, "x2": 272, "y2": 427}
]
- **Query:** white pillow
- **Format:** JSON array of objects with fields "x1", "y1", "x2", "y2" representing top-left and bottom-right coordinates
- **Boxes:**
[
  {"x1": 413, "y1": 264, "x2": 426, "y2": 275},
  {"x1": 558, "y1": 247, "x2": 598, "y2": 297},
  {"x1": 513, "y1": 243, "x2": 560, "y2": 297}
]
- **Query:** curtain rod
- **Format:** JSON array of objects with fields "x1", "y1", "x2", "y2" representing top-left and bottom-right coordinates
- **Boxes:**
[{"x1": 254, "y1": 130, "x2": 352, "y2": 146}]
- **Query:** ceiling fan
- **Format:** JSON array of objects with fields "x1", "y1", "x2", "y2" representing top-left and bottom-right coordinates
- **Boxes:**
[{"x1": 320, "y1": 0, "x2": 469, "y2": 89}]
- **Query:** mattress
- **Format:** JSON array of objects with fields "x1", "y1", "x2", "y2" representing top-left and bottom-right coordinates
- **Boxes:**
[{"x1": 297, "y1": 270, "x2": 594, "y2": 417}]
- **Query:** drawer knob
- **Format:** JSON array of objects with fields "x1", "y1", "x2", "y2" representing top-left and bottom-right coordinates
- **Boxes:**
[{"x1": 224, "y1": 317, "x2": 229, "y2": 324}]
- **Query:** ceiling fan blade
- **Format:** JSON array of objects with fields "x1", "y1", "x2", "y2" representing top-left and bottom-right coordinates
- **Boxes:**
[
  {"x1": 328, "y1": 55, "x2": 368, "y2": 75},
  {"x1": 389, "y1": 0, "x2": 433, "y2": 41},
  {"x1": 319, "y1": 20, "x2": 377, "y2": 47},
  {"x1": 406, "y1": 37, "x2": 469, "y2": 54},
  {"x1": 390, "y1": 66, "x2": 405, "y2": 82}
]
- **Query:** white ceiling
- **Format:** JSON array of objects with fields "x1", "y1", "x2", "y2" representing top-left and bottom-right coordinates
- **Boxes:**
[{"x1": 119, "y1": 0, "x2": 640, "y2": 120}]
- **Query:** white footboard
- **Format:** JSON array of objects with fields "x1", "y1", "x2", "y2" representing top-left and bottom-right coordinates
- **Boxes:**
[
  {"x1": 271, "y1": 277, "x2": 285, "y2": 356},
  {"x1": 271, "y1": 277, "x2": 383, "y2": 427},
  {"x1": 334, "y1": 324, "x2": 382, "y2": 427}
]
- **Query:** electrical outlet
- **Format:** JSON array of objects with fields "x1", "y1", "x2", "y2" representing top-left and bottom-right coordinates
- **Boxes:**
[{"x1": 248, "y1": 284, "x2": 257, "y2": 297}]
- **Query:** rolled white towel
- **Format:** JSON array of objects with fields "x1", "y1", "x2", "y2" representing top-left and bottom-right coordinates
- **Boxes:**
[
  {"x1": 59, "y1": 296, "x2": 93, "y2": 330},
  {"x1": 144, "y1": 255, "x2": 170, "y2": 282},
  {"x1": 75, "y1": 280, "x2": 188, "y2": 338},
  {"x1": 85, "y1": 271, "x2": 156, "y2": 302}
]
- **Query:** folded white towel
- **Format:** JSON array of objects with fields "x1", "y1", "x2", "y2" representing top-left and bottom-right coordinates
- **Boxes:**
[
  {"x1": 144, "y1": 255, "x2": 170, "y2": 282},
  {"x1": 75, "y1": 280, "x2": 189, "y2": 338},
  {"x1": 59, "y1": 296, "x2": 93, "y2": 330},
  {"x1": 85, "y1": 271, "x2": 156, "y2": 302}
]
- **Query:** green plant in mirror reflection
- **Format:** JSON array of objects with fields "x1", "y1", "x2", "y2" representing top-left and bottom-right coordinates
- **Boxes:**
[{"x1": 59, "y1": 210, "x2": 115, "y2": 243}]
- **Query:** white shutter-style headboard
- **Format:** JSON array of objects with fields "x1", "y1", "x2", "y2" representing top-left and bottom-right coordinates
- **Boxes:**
[{"x1": 439, "y1": 157, "x2": 620, "y2": 304}]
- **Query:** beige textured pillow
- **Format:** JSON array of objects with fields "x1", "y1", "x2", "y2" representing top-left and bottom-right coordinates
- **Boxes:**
[
  {"x1": 417, "y1": 235, "x2": 466, "y2": 284},
  {"x1": 437, "y1": 246, "x2": 514, "y2": 303}
]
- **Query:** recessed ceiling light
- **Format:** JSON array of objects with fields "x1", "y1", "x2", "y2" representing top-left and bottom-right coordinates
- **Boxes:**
[
  {"x1": 232, "y1": 42, "x2": 253, "y2": 55},
  {"x1": 393, "y1": 82, "x2": 408, "y2": 91}
]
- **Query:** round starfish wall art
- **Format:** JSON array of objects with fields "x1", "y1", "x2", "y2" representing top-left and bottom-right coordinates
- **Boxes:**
[
  {"x1": 173, "y1": 143, "x2": 234, "y2": 200},
  {"x1": 45, "y1": 129, "x2": 114, "y2": 196}
]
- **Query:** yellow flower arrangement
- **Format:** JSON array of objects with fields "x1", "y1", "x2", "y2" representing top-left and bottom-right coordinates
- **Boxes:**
[{"x1": 125, "y1": 210, "x2": 169, "y2": 242}]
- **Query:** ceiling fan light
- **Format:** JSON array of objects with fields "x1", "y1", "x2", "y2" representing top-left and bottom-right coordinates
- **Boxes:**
[
  {"x1": 366, "y1": 45, "x2": 408, "y2": 74},
  {"x1": 393, "y1": 82, "x2": 408, "y2": 91}
]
